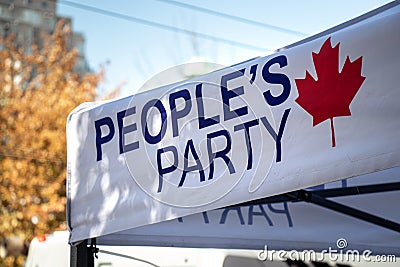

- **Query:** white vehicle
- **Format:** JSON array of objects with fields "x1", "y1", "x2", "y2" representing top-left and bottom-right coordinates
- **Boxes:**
[{"x1": 25, "y1": 231, "x2": 279, "y2": 267}]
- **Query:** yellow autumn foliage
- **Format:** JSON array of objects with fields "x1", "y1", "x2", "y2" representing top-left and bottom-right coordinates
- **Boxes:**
[{"x1": 0, "y1": 21, "x2": 100, "y2": 266}]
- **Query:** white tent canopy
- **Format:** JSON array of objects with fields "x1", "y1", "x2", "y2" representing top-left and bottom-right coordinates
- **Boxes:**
[
  {"x1": 96, "y1": 167, "x2": 400, "y2": 256},
  {"x1": 66, "y1": 1, "x2": 400, "y2": 260}
]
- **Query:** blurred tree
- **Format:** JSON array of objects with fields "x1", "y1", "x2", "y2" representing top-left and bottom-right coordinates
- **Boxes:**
[{"x1": 0, "y1": 21, "x2": 101, "y2": 266}]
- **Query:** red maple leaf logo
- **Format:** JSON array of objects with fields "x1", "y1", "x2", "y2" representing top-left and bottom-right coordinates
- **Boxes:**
[{"x1": 295, "y1": 37, "x2": 365, "y2": 147}]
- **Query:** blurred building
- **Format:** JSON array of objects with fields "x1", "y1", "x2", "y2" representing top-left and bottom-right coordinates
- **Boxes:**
[{"x1": 0, "y1": 0, "x2": 89, "y2": 75}]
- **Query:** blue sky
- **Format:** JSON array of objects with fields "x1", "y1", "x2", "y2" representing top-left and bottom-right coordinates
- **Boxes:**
[{"x1": 57, "y1": 0, "x2": 393, "y2": 97}]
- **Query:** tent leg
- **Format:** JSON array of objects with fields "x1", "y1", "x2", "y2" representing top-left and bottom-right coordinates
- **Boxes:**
[{"x1": 70, "y1": 240, "x2": 94, "y2": 267}]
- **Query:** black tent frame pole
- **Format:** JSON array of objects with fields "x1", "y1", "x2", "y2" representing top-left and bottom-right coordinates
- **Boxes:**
[
  {"x1": 311, "y1": 181, "x2": 400, "y2": 198},
  {"x1": 70, "y1": 240, "x2": 95, "y2": 267},
  {"x1": 229, "y1": 182, "x2": 400, "y2": 233},
  {"x1": 289, "y1": 189, "x2": 400, "y2": 233}
]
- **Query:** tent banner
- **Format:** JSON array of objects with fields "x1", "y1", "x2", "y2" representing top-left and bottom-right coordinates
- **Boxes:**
[
  {"x1": 67, "y1": 4, "x2": 400, "y2": 243},
  {"x1": 97, "y1": 168, "x2": 400, "y2": 256}
]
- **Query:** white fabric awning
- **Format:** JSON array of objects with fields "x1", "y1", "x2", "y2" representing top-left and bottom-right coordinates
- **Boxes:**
[
  {"x1": 96, "y1": 167, "x2": 400, "y2": 256},
  {"x1": 67, "y1": 2, "x2": 400, "y2": 253}
]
